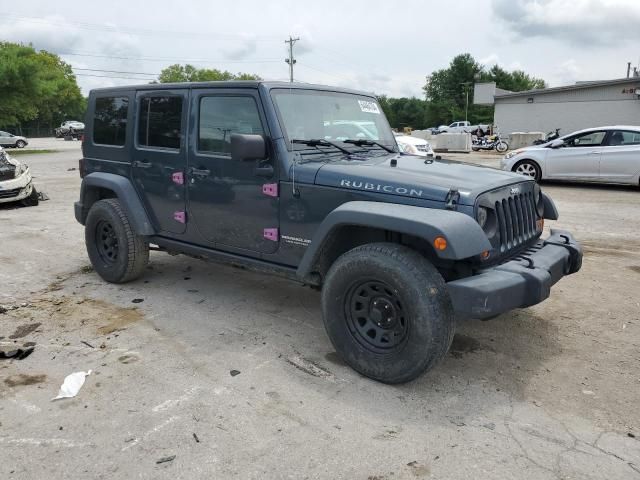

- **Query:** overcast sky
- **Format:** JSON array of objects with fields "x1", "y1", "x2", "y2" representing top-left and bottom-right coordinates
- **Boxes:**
[{"x1": 2, "y1": 0, "x2": 640, "y2": 97}]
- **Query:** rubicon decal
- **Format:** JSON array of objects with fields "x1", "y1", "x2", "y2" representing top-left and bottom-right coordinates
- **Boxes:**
[{"x1": 340, "y1": 179, "x2": 423, "y2": 197}]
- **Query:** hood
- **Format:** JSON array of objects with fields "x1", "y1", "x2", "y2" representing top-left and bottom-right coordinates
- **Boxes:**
[{"x1": 314, "y1": 153, "x2": 530, "y2": 205}]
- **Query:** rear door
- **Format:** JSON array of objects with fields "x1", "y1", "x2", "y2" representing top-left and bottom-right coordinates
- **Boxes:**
[
  {"x1": 599, "y1": 130, "x2": 640, "y2": 184},
  {"x1": 0, "y1": 131, "x2": 13, "y2": 146},
  {"x1": 132, "y1": 89, "x2": 189, "y2": 234},
  {"x1": 187, "y1": 88, "x2": 278, "y2": 254},
  {"x1": 546, "y1": 130, "x2": 605, "y2": 180}
]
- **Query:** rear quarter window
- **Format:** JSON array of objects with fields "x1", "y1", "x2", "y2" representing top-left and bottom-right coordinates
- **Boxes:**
[{"x1": 93, "y1": 96, "x2": 129, "y2": 146}]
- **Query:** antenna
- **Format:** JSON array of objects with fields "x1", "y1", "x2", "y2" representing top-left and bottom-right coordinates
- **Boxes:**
[{"x1": 284, "y1": 36, "x2": 300, "y2": 83}]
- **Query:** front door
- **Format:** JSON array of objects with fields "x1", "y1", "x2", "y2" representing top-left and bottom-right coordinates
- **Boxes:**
[
  {"x1": 187, "y1": 88, "x2": 278, "y2": 254},
  {"x1": 546, "y1": 130, "x2": 605, "y2": 180},
  {"x1": 599, "y1": 130, "x2": 640, "y2": 183},
  {"x1": 132, "y1": 89, "x2": 189, "y2": 234}
]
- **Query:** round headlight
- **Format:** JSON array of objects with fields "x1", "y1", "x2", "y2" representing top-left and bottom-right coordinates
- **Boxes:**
[{"x1": 477, "y1": 206, "x2": 488, "y2": 228}]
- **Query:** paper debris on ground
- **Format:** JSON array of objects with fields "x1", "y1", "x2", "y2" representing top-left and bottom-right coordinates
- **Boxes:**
[{"x1": 52, "y1": 370, "x2": 92, "y2": 401}]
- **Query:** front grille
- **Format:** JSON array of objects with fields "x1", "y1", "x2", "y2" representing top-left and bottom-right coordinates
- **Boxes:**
[
  {"x1": 0, "y1": 188, "x2": 21, "y2": 199},
  {"x1": 494, "y1": 191, "x2": 538, "y2": 252},
  {"x1": 476, "y1": 182, "x2": 541, "y2": 259}
]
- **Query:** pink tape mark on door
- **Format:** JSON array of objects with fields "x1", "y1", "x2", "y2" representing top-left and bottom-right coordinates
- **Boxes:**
[
  {"x1": 172, "y1": 171, "x2": 184, "y2": 185},
  {"x1": 263, "y1": 228, "x2": 278, "y2": 241},
  {"x1": 262, "y1": 183, "x2": 278, "y2": 197},
  {"x1": 174, "y1": 211, "x2": 186, "y2": 224}
]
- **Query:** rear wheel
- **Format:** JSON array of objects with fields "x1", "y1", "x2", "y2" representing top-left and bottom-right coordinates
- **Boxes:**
[
  {"x1": 85, "y1": 199, "x2": 149, "y2": 283},
  {"x1": 321, "y1": 243, "x2": 455, "y2": 384},
  {"x1": 513, "y1": 159, "x2": 541, "y2": 181}
]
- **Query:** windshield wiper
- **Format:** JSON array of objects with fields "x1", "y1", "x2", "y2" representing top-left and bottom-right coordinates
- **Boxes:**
[
  {"x1": 291, "y1": 139, "x2": 353, "y2": 155},
  {"x1": 342, "y1": 139, "x2": 395, "y2": 153}
]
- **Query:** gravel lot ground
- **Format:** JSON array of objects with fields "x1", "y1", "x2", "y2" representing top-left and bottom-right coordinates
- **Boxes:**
[{"x1": 1, "y1": 144, "x2": 639, "y2": 479}]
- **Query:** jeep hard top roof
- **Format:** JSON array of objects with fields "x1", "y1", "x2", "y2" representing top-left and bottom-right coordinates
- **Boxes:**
[{"x1": 89, "y1": 81, "x2": 375, "y2": 98}]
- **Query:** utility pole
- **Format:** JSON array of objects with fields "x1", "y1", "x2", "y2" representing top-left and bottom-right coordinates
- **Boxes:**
[
  {"x1": 285, "y1": 36, "x2": 300, "y2": 83},
  {"x1": 461, "y1": 82, "x2": 472, "y2": 122}
]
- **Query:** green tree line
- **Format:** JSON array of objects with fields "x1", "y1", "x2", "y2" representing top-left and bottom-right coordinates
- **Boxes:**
[
  {"x1": 0, "y1": 42, "x2": 86, "y2": 134},
  {"x1": 380, "y1": 53, "x2": 546, "y2": 130}
]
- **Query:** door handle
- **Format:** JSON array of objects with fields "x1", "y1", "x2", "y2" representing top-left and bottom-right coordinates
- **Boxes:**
[
  {"x1": 254, "y1": 164, "x2": 274, "y2": 177},
  {"x1": 190, "y1": 167, "x2": 210, "y2": 179},
  {"x1": 133, "y1": 160, "x2": 152, "y2": 168},
  {"x1": 589, "y1": 151, "x2": 601, "y2": 155}
]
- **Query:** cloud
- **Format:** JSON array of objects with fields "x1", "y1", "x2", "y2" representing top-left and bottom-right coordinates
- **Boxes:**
[
  {"x1": 492, "y1": 0, "x2": 640, "y2": 46},
  {"x1": 223, "y1": 36, "x2": 257, "y2": 60}
]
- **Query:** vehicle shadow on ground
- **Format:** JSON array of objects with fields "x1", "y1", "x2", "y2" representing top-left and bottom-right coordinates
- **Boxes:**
[
  {"x1": 121, "y1": 252, "x2": 563, "y2": 415},
  {"x1": 541, "y1": 180, "x2": 639, "y2": 192}
]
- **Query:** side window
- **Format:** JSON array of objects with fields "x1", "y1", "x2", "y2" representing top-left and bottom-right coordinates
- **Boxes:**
[
  {"x1": 138, "y1": 96, "x2": 183, "y2": 149},
  {"x1": 198, "y1": 96, "x2": 264, "y2": 155},
  {"x1": 93, "y1": 96, "x2": 128, "y2": 146},
  {"x1": 610, "y1": 130, "x2": 640, "y2": 146},
  {"x1": 566, "y1": 131, "x2": 606, "y2": 147}
]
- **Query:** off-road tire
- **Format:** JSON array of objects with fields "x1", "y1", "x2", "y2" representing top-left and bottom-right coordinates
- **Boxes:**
[
  {"x1": 513, "y1": 159, "x2": 541, "y2": 181},
  {"x1": 21, "y1": 186, "x2": 39, "y2": 207},
  {"x1": 15, "y1": 140, "x2": 26, "y2": 148},
  {"x1": 321, "y1": 243, "x2": 455, "y2": 384},
  {"x1": 85, "y1": 199, "x2": 149, "y2": 283}
]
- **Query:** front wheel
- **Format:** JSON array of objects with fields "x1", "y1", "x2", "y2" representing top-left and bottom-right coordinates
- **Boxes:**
[
  {"x1": 15, "y1": 140, "x2": 26, "y2": 148},
  {"x1": 321, "y1": 243, "x2": 455, "y2": 384},
  {"x1": 85, "y1": 199, "x2": 149, "y2": 283},
  {"x1": 495, "y1": 141, "x2": 508, "y2": 153},
  {"x1": 513, "y1": 159, "x2": 541, "y2": 181}
]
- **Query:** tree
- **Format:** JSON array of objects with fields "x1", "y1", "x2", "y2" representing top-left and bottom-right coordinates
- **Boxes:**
[
  {"x1": 422, "y1": 53, "x2": 547, "y2": 127},
  {"x1": 0, "y1": 42, "x2": 85, "y2": 130},
  {"x1": 378, "y1": 95, "x2": 428, "y2": 130},
  {"x1": 158, "y1": 64, "x2": 261, "y2": 83}
]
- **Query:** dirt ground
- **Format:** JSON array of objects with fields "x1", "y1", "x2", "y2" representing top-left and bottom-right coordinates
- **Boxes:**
[{"x1": 0, "y1": 144, "x2": 639, "y2": 479}]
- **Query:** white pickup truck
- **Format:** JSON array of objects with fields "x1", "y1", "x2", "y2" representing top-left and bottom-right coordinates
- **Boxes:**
[{"x1": 438, "y1": 121, "x2": 489, "y2": 134}]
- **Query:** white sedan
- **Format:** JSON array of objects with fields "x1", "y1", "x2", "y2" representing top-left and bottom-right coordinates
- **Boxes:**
[
  {"x1": 394, "y1": 134, "x2": 434, "y2": 157},
  {"x1": 501, "y1": 125, "x2": 640, "y2": 185}
]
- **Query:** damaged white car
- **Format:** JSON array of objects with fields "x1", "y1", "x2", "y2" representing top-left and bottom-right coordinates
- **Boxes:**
[{"x1": 0, "y1": 147, "x2": 38, "y2": 206}]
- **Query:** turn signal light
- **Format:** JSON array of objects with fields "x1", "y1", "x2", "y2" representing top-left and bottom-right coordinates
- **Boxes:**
[
  {"x1": 537, "y1": 219, "x2": 544, "y2": 231},
  {"x1": 433, "y1": 236, "x2": 448, "y2": 251},
  {"x1": 481, "y1": 250, "x2": 491, "y2": 260}
]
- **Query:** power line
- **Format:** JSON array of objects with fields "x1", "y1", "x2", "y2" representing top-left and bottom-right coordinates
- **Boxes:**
[
  {"x1": 73, "y1": 67, "x2": 158, "y2": 76},
  {"x1": 58, "y1": 51, "x2": 281, "y2": 64},
  {"x1": 284, "y1": 36, "x2": 300, "y2": 82},
  {"x1": 74, "y1": 73, "x2": 154, "y2": 80}
]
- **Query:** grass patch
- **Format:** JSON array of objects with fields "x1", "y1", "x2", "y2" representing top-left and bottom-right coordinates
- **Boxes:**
[{"x1": 9, "y1": 149, "x2": 59, "y2": 156}]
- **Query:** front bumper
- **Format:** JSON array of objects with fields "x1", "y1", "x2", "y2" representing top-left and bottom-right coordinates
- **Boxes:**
[
  {"x1": 0, "y1": 170, "x2": 33, "y2": 203},
  {"x1": 447, "y1": 229, "x2": 582, "y2": 319}
]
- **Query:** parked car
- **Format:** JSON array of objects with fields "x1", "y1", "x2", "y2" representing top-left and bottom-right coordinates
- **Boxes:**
[
  {"x1": 55, "y1": 121, "x2": 85, "y2": 139},
  {"x1": 438, "y1": 121, "x2": 490, "y2": 134},
  {"x1": 394, "y1": 133, "x2": 434, "y2": 157},
  {"x1": 74, "y1": 81, "x2": 581, "y2": 384},
  {"x1": 0, "y1": 147, "x2": 38, "y2": 206},
  {"x1": 0, "y1": 131, "x2": 28, "y2": 148},
  {"x1": 502, "y1": 125, "x2": 640, "y2": 184}
]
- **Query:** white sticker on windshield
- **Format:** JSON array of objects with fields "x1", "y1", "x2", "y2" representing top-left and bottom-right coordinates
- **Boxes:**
[{"x1": 358, "y1": 100, "x2": 380, "y2": 114}]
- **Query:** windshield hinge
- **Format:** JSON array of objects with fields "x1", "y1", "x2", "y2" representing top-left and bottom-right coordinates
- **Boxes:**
[{"x1": 445, "y1": 189, "x2": 460, "y2": 211}]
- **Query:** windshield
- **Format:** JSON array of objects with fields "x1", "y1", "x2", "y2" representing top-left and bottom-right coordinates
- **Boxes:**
[{"x1": 271, "y1": 89, "x2": 395, "y2": 148}]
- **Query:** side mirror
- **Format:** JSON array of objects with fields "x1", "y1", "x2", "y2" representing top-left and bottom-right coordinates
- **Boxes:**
[
  {"x1": 549, "y1": 139, "x2": 564, "y2": 148},
  {"x1": 230, "y1": 134, "x2": 266, "y2": 161}
]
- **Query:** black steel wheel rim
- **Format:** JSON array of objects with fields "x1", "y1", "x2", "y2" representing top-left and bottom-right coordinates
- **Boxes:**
[
  {"x1": 95, "y1": 220, "x2": 119, "y2": 265},
  {"x1": 345, "y1": 280, "x2": 409, "y2": 353}
]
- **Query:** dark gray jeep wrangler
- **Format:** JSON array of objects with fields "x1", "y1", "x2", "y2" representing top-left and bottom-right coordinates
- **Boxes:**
[{"x1": 75, "y1": 82, "x2": 582, "y2": 383}]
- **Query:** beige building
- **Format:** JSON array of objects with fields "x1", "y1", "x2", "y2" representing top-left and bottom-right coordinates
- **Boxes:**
[{"x1": 474, "y1": 78, "x2": 640, "y2": 135}]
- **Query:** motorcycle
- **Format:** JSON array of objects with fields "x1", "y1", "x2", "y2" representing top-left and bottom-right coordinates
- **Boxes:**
[
  {"x1": 533, "y1": 128, "x2": 561, "y2": 145},
  {"x1": 472, "y1": 133, "x2": 509, "y2": 153}
]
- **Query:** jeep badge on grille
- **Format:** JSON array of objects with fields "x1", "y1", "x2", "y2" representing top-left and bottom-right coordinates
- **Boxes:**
[{"x1": 510, "y1": 186, "x2": 521, "y2": 195}]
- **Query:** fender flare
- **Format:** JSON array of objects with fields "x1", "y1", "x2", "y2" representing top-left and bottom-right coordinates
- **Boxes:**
[
  {"x1": 75, "y1": 172, "x2": 155, "y2": 235},
  {"x1": 541, "y1": 192, "x2": 559, "y2": 220},
  {"x1": 296, "y1": 201, "x2": 491, "y2": 278}
]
